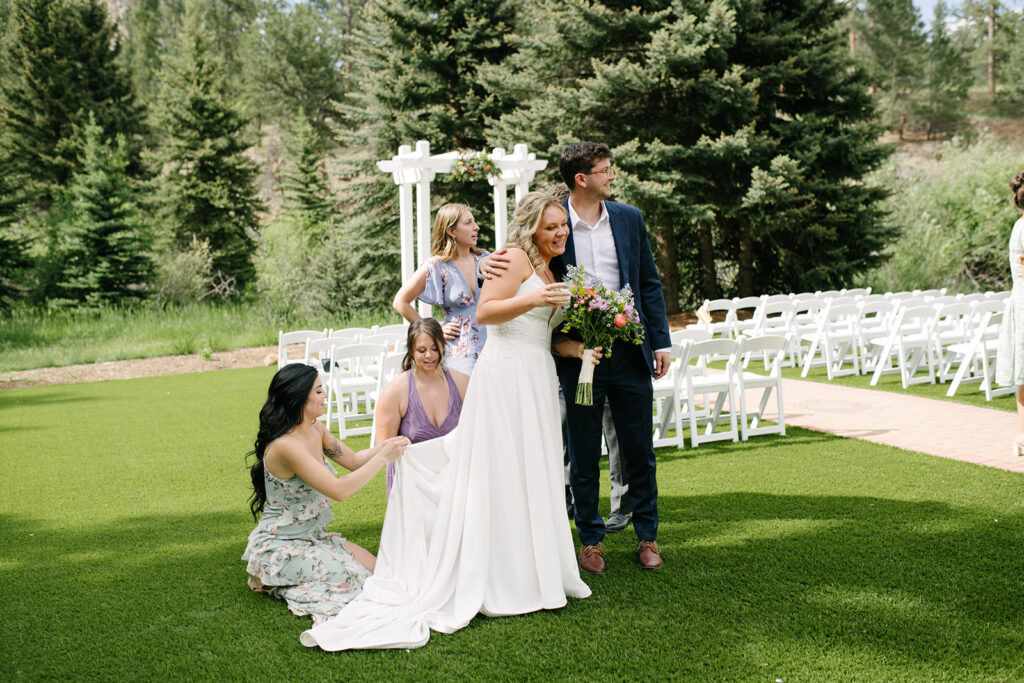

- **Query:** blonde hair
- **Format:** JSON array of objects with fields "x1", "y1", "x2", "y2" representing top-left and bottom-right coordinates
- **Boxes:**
[
  {"x1": 431, "y1": 203, "x2": 483, "y2": 261},
  {"x1": 505, "y1": 191, "x2": 566, "y2": 271}
]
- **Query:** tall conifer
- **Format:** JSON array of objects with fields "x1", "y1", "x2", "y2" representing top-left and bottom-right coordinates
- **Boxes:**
[
  {"x1": 150, "y1": 0, "x2": 262, "y2": 290},
  {"x1": 0, "y1": 0, "x2": 143, "y2": 224},
  {"x1": 332, "y1": 0, "x2": 518, "y2": 309},
  {"x1": 57, "y1": 115, "x2": 153, "y2": 306},
  {"x1": 490, "y1": 0, "x2": 889, "y2": 304}
]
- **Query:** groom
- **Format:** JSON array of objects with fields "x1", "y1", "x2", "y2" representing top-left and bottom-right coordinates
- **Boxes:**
[{"x1": 551, "y1": 141, "x2": 672, "y2": 573}]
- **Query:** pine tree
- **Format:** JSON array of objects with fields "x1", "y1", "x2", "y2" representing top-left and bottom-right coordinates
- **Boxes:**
[
  {"x1": 855, "y1": 0, "x2": 927, "y2": 137},
  {"x1": 490, "y1": 0, "x2": 890, "y2": 305},
  {"x1": 332, "y1": 0, "x2": 519, "y2": 310},
  {"x1": 281, "y1": 113, "x2": 336, "y2": 235},
  {"x1": 0, "y1": 0, "x2": 144, "y2": 224},
  {"x1": 150, "y1": 0, "x2": 262, "y2": 290},
  {"x1": 238, "y1": 0, "x2": 356, "y2": 140},
  {"x1": 914, "y1": 1, "x2": 972, "y2": 137},
  {"x1": 56, "y1": 114, "x2": 153, "y2": 306}
]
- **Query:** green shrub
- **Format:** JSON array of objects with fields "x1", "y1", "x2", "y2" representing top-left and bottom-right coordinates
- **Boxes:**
[
  {"x1": 152, "y1": 236, "x2": 214, "y2": 308},
  {"x1": 864, "y1": 133, "x2": 1023, "y2": 293}
]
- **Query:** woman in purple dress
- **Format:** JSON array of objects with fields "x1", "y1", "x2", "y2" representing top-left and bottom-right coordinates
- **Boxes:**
[
  {"x1": 375, "y1": 318, "x2": 470, "y2": 495},
  {"x1": 393, "y1": 204, "x2": 490, "y2": 374}
]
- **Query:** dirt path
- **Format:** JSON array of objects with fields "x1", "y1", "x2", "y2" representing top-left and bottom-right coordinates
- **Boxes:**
[{"x1": 0, "y1": 346, "x2": 279, "y2": 390}]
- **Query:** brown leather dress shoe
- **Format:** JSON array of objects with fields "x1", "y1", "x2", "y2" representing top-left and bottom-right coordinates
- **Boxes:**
[
  {"x1": 579, "y1": 543, "x2": 606, "y2": 574},
  {"x1": 636, "y1": 541, "x2": 663, "y2": 570}
]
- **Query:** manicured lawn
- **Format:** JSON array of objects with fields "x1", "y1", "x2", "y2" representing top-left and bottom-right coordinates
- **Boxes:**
[{"x1": 2, "y1": 367, "x2": 1023, "y2": 680}]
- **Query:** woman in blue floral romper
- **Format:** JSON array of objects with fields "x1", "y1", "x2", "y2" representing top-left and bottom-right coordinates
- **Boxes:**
[
  {"x1": 393, "y1": 204, "x2": 491, "y2": 374},
  {"x1": 243, "y1": 364, "x2": 409, "y2": 624}
]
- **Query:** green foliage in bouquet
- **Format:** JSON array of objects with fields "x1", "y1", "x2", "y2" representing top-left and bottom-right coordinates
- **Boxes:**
[{"x1": 559, "y1": 265, "x2": 644, "y2": 404}]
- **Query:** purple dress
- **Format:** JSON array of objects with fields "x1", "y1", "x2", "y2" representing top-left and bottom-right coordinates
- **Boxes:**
[
  {"x1": 385, "y1": 369, "x2": 463, "y2": 496},
  {"x1": 419, "y1": 254, "x2": 489, "y2": 374}
]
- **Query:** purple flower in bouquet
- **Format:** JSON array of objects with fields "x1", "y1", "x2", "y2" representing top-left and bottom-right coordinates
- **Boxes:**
[{"x1": 559, "y1": 265, "x2": 644, "y2": 404}]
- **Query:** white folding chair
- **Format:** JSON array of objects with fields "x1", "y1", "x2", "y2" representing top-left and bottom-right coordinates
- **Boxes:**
[
  {"x1": 791, "y1": 297, "x2": 827, "y2": 367},
  {"x1": 277, "y1": 329, "x2": 326, "y2": 368},
  {"x1": 328, "y1": 326, "x2": 374, "y2": 342},
  {"x1": 731, "y1": 296, "x2": 765, "y2": 339},
  {"x1": 671, "y1": 327, "x2": 713, "y2": 344},
  {"x1": 931, "y1": 302, "x2": 975, "y2": 383},
  {"x1": 651, "y1": 341, "x2": 693, "y2": 449},
  {"x1": 362, "y1": 332, "x2": 405, "y2": 354},
  {"x1": 869, "y1": 305, "x2": 938, "y2": 388},
  {"x1": 696, "y1": 298, "x2": 736, "y2": 339},
  {"x1": 916, "y1": 288, "x2": 947, "y2": 298},
  {"x1": 750, "y1": 300, "x2": 797, "y2": 368},
  {"x1": 944, "y1": 310, "x2": 1014, "y2": 400},
  {"x1": 736, "y1": 335, "x2": 787, "y2": 440},
  {"x1": 800, "y1": 302, "x2": 860, "y2": 379},
  {"x1": 374, "y1": 323, "x2": 408, "y2": 335},
  {"x1": 325, "y1": 342, "x2": 388, "y2": 437},
  {"x1": 684, "y1": 338, "x2": 740, "y2": 447},
  {"x1": 956, "y1": 293, "x2": 988, "y2": 303},
  {"x1": 369, "y1": 352, "x2": 408, "y2": 447},
  {"x1": 841, "y1": 287, "x2": 872, "y2": 297},
  {"x1": 856, "y1": 299, "x2": 895, "y2": 374}
]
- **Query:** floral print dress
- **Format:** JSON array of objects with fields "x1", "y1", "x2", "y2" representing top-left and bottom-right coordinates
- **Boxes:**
[
  {"x1": 419, "y1": 253, "x2": 490, "y2": 374},
  {"x1": 242, "y1": 459, "x2": 371, "y2": 624}
]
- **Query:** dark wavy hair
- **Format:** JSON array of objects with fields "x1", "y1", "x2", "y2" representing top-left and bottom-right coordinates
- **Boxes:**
[
  {"x1": 402, "y1": 318, "x2": 446, "y2": 372},
  {"x1": 247, "y1": 363, "x2": 319, "y2": 521},
  {"x1": 1012, "y1": 171, "x2": 1024, "y2": 211}
]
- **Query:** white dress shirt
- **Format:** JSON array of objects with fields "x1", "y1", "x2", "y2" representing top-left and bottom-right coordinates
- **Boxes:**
[
  {"x1": 567, "y1": 198, "x2": 670, "y2": 357},
  {"x1": 567, "y1": 199, "x2": 621, "y2": 291}
]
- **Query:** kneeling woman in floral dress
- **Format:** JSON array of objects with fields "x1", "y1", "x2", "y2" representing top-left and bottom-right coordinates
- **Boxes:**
[{"x1": 242, "y1": 363, "x2": 409, "y2": 623}]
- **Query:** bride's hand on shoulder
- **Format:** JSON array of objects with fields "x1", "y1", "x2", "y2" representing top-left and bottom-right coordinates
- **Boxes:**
[
  {"x1": 531, "y1": 282, "x2": 570, "y2": 309},
  {"x1": 379, "y1": 436, "x2": 411, "y2": 463}
]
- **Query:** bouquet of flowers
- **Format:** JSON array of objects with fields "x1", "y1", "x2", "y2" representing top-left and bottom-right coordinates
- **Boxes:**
[
  {"x1": 448, "y1": 151, "x2": 501, "y2": 182},
  {"x1": 559, "y1": 265, "x2": 645, "y2": 405}
]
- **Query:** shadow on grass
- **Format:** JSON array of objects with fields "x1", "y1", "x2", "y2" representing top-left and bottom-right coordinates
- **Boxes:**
[{"x1": 2, "y1": 487, "x2": 1022, "y2": 679}]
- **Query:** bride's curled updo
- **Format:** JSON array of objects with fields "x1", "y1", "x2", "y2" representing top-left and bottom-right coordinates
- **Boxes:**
[
  {"x1": 1012, "y1": 172, "x2": 1024, "y2": 211},
  {"x1": 505, "y1": 191, "x2": 566, "y2": 271}
]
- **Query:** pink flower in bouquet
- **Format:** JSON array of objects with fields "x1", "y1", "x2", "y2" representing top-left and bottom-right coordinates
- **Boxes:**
[{"x1": 614, "y1": 313, "x2": 627, "y2": 328}]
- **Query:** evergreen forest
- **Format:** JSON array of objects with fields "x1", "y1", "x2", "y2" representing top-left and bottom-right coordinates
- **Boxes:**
[{"x1": 1, "y1": 0, "x2": 1022, "y2": 320}]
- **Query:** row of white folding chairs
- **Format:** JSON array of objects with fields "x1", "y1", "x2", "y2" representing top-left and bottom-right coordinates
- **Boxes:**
[
  {"x1": 652, "y1": 332, "x2": 788, "y2": 449},
  {"x1": 866, "y1": 299, "x2": 1012, "y2": 398},
  {"x1": 745, "y1": 296, "x2": 1011, "y2": 399},
  {"x1": 696, "y1": 289, "x2": 1008, "y2": 342},
  {"x1": 311, "y1": 341, "x2": 407, "y2": 439},
  {"x1": 277, "y1": 324, "x2": 408, "y2": 368}
]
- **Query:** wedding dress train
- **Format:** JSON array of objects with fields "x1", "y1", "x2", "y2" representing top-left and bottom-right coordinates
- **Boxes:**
[{"x1": 300, "y1": 274, "x2": 591, "y2": 650}]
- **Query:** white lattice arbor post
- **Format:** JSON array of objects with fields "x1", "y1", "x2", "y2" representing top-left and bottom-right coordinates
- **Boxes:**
[{"x1": 378, "y1": 141, "x2": 547, "y2": 317}]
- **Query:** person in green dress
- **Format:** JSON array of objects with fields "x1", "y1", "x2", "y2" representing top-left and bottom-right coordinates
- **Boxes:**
[{"x1": 242, "y1": 363, "x2": 409, "y2": 624}]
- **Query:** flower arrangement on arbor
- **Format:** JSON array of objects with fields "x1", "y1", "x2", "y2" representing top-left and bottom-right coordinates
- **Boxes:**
[
  {"x1": 559, "y1": 265, "x2": 645, "y2": 405},
  {"x1": 448, "y1": 151, "x2": 501, "y2": 182}
]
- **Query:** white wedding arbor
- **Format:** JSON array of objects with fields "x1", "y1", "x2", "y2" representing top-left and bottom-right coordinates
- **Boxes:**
[{"x1": 378, "y1": 141, "x2": 548, "y2": 315}]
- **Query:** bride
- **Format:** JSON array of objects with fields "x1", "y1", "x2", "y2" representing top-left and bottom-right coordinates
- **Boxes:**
[{"x1": 300, "y1": 191, "x2": 596, "y2": 651}]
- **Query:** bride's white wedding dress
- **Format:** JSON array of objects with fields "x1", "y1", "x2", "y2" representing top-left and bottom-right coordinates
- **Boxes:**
[{"x1": 300, "y1": 274, "x2": 591, "y2": 651}]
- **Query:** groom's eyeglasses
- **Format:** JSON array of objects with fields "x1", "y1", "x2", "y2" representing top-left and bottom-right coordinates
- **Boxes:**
[{"x1": 586, "y1": 165, "x2": 616, "y2": 177}]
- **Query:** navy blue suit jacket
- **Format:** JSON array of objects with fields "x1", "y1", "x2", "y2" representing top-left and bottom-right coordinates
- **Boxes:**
[{"x1": 551, "y1": 199, "x2": 672, "y2": 374}]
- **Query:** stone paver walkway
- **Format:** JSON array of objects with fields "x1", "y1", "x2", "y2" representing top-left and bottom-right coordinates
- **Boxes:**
[{"x1": 760, "y1": 376, "x2": 1024, "y2": 474}]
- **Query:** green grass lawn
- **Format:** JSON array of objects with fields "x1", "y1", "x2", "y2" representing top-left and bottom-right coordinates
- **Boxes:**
[
  {"x1": 0, "y1": 303, "x2": 401, "y2": 372},
  {"x1": 2, "y1": 367, "x2": 1023, "y2": 680}
]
